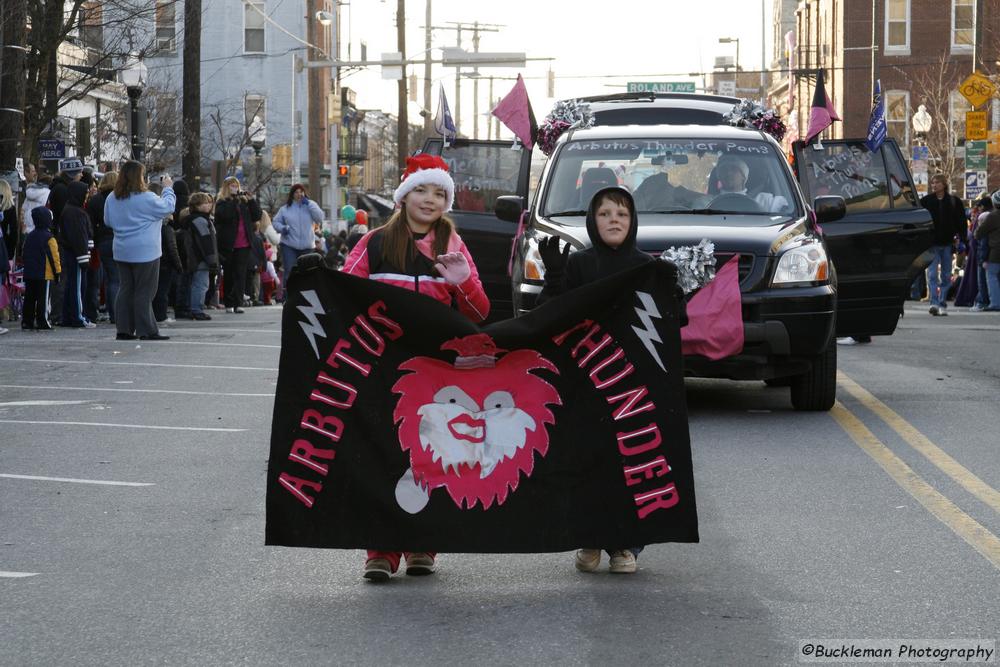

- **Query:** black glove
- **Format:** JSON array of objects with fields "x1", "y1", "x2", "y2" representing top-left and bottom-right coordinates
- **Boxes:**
[
  {"x1": 538, "y1": 236, "x2": 570, "y2": 278},
  {"x1": 295, "y1": 252, "x2": 324, "y2": 272}
]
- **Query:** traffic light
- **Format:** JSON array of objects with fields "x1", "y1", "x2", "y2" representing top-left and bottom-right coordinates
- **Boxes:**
[{"x1": 337, "y1": 164, "x2": 348, "y2": 185}]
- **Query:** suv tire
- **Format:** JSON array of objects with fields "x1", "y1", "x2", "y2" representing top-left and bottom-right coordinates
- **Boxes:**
[{"x1": 789, "y1": 341, "x2": 837, "y2": 411}]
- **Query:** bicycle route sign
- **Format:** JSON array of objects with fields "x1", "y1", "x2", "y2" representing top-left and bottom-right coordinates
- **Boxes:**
[{"x1": 958, "y1": 72, "x2": 995, "y2": 108}]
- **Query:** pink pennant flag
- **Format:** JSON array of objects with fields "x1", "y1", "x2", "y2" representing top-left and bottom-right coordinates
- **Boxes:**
[
  {"x1": 680, "y1": 258, "x2": 745, "y2": 360},
  {"x1": 491, "y1": 74, "x2": 538, "y2": 148},
  {"x1": 805, "y1": 69, "x2": 841, "y2": 143}
]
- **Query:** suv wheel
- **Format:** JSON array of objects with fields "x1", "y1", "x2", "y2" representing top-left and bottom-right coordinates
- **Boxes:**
[{"x1": 789, "y1": 341, "x2": 837, "y2": 411}]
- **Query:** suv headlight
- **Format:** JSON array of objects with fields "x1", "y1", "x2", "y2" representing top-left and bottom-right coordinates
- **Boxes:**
[
  {"x1": 524, "y1": 235, "x2": 547, "y2": 281},
  {"x1": 773, "y1": 242, "x2": 829, "y2": 285}
]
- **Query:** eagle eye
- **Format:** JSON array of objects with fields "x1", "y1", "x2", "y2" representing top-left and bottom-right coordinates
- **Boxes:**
[
  {"x1": 433, "y1": 386, "x2": 478, "y2": 412},
  {"x1": 484, "y1": 391, "x2": 515, "y2": 411}
]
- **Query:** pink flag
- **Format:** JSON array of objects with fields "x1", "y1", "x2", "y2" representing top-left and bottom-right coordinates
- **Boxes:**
[
  {"x1": 804, "y1": 70, "x2": 841, "y2": 143},
  {"x1": 491, "y1": 74, "x2": 538, "y2": 148},
  {"x1": 680, "y1": 258, "x2": 744, "y2": 360}
]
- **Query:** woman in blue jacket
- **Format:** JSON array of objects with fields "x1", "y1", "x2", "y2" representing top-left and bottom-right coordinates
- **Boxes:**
[
  {"x1": 271, "y1": 183, "x2": 324, "y2": 287},
  {"x1": 103, "y1": 161, "x2": 176, "y2": 341}
]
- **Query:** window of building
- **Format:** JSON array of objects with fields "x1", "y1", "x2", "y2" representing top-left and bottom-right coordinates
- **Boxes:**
[
  {"x1": 80, "y1": 2, "x2": 103, "y2": 51},
  {"x1": 884, "y1": 0, "x2": 910, "y2": 53},
  {"x1": 885, "y1": 90, "x2": 909, "y2": 148},
  {"x1": 950, "y1": 90, "x2": 973, "y2": 148},
  {"x1": 952, "y1": 0, "x2": 974, "y2": 51},
  {"x1": 245, "y1": 94, "x2": 267, "y2": 132},
  {"x1": 244, "y1": 2, "x2": 266, "y2": 53},
  {"x1": 155, "y1": 0, "x2": 176, "y2": 53}
]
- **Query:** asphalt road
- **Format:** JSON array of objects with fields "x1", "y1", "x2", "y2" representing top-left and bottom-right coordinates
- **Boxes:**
[{"x1": 1, "y1": 303, "x2": 998, "y2": 666}]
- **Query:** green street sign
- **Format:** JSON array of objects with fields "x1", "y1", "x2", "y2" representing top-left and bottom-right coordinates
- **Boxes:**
[
  {"x1": 627, "y1": 81, "x2": 696, "y2": 94},
  {"x1": 966, "y1": 140, "x2": 988, "y2": 170}
]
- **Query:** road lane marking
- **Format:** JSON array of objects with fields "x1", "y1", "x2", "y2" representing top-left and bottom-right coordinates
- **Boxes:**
[
  {"x1": 0, "y1": 339, "x2": 280, "y2": 349},
  {"x1": 0, "y1": 420, "x2": 245, "y2": 432},
  {"x1": 0, "y1": 571, "x2": 39, "y2": 578},
  {"x1": 0, "y1": 385, "x2": 273, "y2": 398},
  {"x1": 830, "y1": 402, "x2": 1000, "y2": 571},
  {"x1": 0, "y1": 400, "x2": 90, "y2": 407},
  {"x1": 0, "y1": 474, "x2": 154, "y2": 487},
  {"x1": 838, "y1": 371, "x2": 1000, "y2": 515},
  {"x1": 0, "y1": 358, "x2": 276, "y2": 372}
]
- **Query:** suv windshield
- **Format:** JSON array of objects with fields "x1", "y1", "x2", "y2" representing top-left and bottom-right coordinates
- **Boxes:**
[{"x1": 542, "y1": 138, "x2": 800, "y2": 222}]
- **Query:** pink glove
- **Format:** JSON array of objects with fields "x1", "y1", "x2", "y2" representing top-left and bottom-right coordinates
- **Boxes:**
[{"x1": 435, "y1": 252, "x2": 471, "y2": 285}]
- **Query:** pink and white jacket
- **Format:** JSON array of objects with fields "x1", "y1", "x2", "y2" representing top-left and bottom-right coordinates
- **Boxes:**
[{"x1": 342, "y1": 226, "x2": 490, "y2": 323}]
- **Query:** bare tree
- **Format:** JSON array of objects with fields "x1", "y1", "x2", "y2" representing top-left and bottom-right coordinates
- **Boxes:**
[
  {"x1": 20, "y1": 0, "x2": 181, "y2": 165},
  {"x1": 202, "y1": 94, "x2": 282, "y2": 196}
]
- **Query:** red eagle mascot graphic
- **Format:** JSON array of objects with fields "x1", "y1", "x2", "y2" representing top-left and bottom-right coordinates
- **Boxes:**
[{"x1": 392, "y1": 333, "x2": 561, "y2": 513}]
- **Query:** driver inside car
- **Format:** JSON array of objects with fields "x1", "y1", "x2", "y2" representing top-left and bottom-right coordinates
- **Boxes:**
[{"x1": 716, "y1": 155, "x2": 789, "y2": 213}]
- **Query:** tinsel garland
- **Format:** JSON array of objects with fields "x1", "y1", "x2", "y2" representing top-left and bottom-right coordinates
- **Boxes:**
[
  {"x1": 723, "y1": 99, "x2": 787, "y2": 143},
  {"x1": 537, "y1": 99, "x2": 595, "y2": 156},
  {"x1": 659, "y1": 238, "x2": 717, "y2": 295}
]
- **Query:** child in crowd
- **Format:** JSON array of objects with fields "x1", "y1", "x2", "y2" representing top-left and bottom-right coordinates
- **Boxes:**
[
  {"x1": 21, "y1": 208, "x2": 61, "y2": 330},
  {"x1": 342, "y1": 153, "x2": 489, "y2": 583},
  {"x1": 537, "y1": 185, "x2": 652, "y2": 575},
  {"x1": 58, "y1": 181, "x2": 95, "y2": 328},
  {"x1": 184, "y1": 192, "x2": 219, "y2": 321}
]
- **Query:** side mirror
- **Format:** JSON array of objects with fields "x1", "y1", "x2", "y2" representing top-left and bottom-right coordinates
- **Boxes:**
[
  {"x1": 495, "y1": 195, "x2": 525, "y2": 223},
  {"x1": 813, "y1": 195, "x2": 846, "y2": 224}
]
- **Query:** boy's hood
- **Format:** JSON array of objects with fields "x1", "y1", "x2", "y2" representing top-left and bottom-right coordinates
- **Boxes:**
[
  {"x1": 584, "y1": 186, "x2": 640, "y2": 254},
  {"x1": 67, "y1": 181, "x2": 89, "y2": 207}
]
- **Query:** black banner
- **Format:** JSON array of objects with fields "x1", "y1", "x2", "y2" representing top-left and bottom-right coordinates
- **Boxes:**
[{"x1": 265, "y1": 262, "x2": 698, "y2": 552}]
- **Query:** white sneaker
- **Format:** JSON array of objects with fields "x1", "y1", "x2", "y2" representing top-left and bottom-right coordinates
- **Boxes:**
[
  {"x1": 836, "y1": 337, "x2": 857, "y2": 346},
  {"x1": 970, "y1": 303, "x2": 986, "y2": 312},
  {"x1": 225, "y1": 307, "x2": 235, "y2": 313},
  {"x1": 0, "y1": 327, "x2": 8, "y2": 335},
  {"x1": 928, "y1": 305, "x2": 940, "y2": 316},
  {"x1": 574, "y1": 549, "x2": 601, "y2": 572},
  {"x1": 165, "y1": 317, "x2": 176, "y2": 323},
  {"x1": 82, "y1": 321, "x2": 97, "y2": 329},
  {"x1": 608, "y1": 550, "x2": 637, "y2": 574},
  {"x1": 939, "y1": 305, "x2": 949, "y2": 316}
]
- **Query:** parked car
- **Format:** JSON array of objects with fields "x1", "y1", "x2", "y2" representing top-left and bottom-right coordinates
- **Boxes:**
[{"x1": 422, "y1": 95, "x2": 933, "y2": 411}]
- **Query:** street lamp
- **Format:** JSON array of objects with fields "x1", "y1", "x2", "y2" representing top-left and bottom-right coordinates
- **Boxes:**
[
  {"x1": 912, "y1": 104, "x2": 932, "y2": 146},
  {"x1": 248, "y1": 115, "x2": 267, "y2": 193},
  {"x1": 719, "y1": 36, "x2": 740, "y2": 74},
  {"x1": 314, "y1": 8, "x2": 340, "y2": 228},
  {"x1": 120, "y1": 56, "x2": 147, "y2": 161}
]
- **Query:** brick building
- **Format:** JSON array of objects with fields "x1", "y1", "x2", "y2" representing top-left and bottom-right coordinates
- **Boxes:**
[{"x1": 788, "y1": 0, "x2": 1000, "y2": 194}]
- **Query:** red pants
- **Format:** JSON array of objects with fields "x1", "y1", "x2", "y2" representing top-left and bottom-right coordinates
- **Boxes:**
[{"x1": 366, "y1": 551, "x2": 437, "y2": 573}]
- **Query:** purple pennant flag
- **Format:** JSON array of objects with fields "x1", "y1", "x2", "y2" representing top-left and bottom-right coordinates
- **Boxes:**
[{"x1": 491, "y1": 74, "x2": 538, "y2": 148}]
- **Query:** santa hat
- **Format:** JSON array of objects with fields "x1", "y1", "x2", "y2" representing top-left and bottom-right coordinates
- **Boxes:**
[{"x1": 393, "y1": 154, "x2": 455, "y2": 212}]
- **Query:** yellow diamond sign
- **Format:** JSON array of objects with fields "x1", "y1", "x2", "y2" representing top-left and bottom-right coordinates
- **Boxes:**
[{"x1": 958, "y1": 72, "x2": 995, "y2": 108}]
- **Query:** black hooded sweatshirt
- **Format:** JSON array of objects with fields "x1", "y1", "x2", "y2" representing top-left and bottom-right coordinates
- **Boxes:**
[
  {"x1": 59, "y1": 181, "x2": 93, "y2": 266},
  {"x1": 538, "y1": 186, "x2": 653, "y2": 303}
]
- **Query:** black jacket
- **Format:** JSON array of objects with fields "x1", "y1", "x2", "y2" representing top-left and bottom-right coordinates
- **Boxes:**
[
  {"x1": 46, "y1": 174, "x2": 74, "y2": 235},
  {"x1": 539, "y1": 186, "x2": 653, "y2": 303},
  {"x1": 920, "y1": 192, "x2": 968, "y2": 246},
  {"x1": 22, "y1": 213, "x2": 58, "y2": 281},
  {"x1": 59, "y1": 181, "x2": 92, "y2": 266},
  {"x1": 160, "y1": 221, "x2": 183, "y2": 272},
  {"x1": 87, "y1": 189, "x2": 114, "y2": 243},
  {"x1": 214, "y1": 194, "x2": 261, "y2": 257},
  {"x1": 184, "y1": 213, "x2": 219, "y2": 269},
  {"x1": 974, "y1": 210, "x2": 1000, "y2": 263}
]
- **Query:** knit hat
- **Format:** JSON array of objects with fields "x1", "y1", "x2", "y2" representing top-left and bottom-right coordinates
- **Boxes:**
[
  {"x1": 717, "y1": 154, "x2": 749, "y2": 180},
  {"x1": 58, "y1": 157, "x2": 84, "y2": 175},
  {"x1": 393, "y1": 154, "x2": 455, "y2": 212}
]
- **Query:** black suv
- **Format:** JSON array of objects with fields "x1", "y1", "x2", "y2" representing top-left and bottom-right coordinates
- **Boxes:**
[{"x1": 421, "y1": 93, "x2": 933, "y2": 411}]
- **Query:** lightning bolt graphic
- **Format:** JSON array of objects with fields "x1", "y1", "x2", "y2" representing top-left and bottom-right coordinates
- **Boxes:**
[
  {"x1": 632, "y1": 291, "x2": 666, "y2": 372},
  {"x1": 297, "y1": 290, "x2": 327, "y2": 359}
]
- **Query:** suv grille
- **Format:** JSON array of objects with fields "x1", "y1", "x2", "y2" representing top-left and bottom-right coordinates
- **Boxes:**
[{"x1": 715, "y1": 254, "x2": 755, "y2": 286}]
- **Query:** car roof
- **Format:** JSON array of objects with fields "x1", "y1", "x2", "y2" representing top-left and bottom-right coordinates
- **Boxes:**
[
  {"x1": 571, "y1": 92, "x2": 741, "y2": 127},
  {"x1": 565, "y1": 123, "x2": 770, "y2": 142}
]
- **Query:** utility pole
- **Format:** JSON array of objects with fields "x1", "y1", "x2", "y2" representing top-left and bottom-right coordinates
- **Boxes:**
[
  {"x1": 397, "y1": 0, "x2": 408, "y2": 170},
  {"x1": 472, "y1": 22, "x2": 479, "y2": 139},
  {"x1": 435, "y1": 22, "x2": 501, "y2": 137},
  {"x1": 182, "y1": 0, "x2": 202, "y2": 190},
  {"x1": 423, "y1": 0, "x2": 432, "y2": 133},
  {"x1": 0, "y1": 0, "x2": 28, "y2": 172},
  {"x1": 307, "y1": 0, "x2": 322, "y2": 203}
]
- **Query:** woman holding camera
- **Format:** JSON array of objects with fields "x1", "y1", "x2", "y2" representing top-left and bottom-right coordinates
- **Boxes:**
[{"x1": 214, "y1": 177, "x2": 262, "y2": 313}]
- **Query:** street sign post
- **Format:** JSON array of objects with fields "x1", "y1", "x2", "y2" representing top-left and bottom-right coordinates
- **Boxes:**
[
  {"x1": 958, "y1": 72, "x2": 995, "y2": 108},
  {"x1": 965, "y1": 170, "x2": 988, "y2": 200},
  {"x1": 627, "y1": 81, "x2": 696, "y2": 93},
  {"x1": 718, "y1": 80, "x2": 736, "y2": 97},
  {"x1": 912, "y1": 145, "x2": 930, "y2": 197},
  {"x1": 966, "y1": 111, "x2": 988, "y2": 141},
  {"x1": 965, "y1": 140, "x2": 988, "y2": 199}
]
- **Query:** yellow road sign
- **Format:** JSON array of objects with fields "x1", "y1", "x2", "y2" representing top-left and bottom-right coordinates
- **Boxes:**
[
  {"x1": 966, "y1": 110, "x2": 988, "y2": 140},
  {"x1": 958, "y1": 72, "x2": 995, "y2": 108}
]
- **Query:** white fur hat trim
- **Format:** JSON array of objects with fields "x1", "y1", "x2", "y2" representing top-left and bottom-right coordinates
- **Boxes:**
[{"x1": 393, "y1": 167, "x2": 455, "y2": 212}]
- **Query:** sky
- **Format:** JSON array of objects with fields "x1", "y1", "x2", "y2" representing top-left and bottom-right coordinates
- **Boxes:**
[{"x1": 323, "y1": 0, "x2": 773, "y2": 138}]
